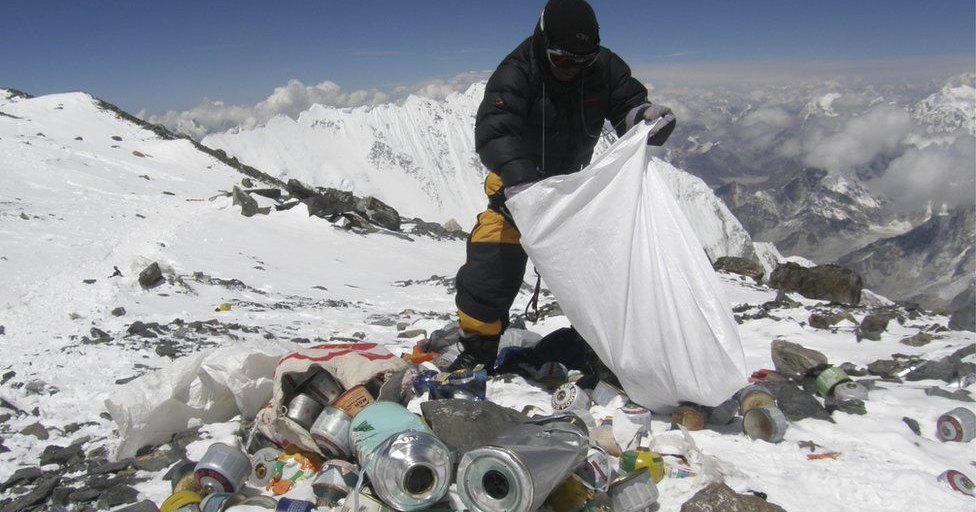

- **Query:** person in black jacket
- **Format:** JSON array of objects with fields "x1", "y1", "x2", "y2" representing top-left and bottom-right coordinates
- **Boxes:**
[{"x1": 449, "y1": 0, "x2": 676, "y2": 371}]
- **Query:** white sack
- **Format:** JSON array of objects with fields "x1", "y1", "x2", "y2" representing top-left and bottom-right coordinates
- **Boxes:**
[
  {"x1": 105, "y1": 340, "x2": 287, "y2": 460},
  {"x1": 506, "y1": 123, "x2": 748, "y2": 410}
]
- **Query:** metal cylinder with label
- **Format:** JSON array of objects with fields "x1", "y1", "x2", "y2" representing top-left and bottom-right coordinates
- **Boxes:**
[
  {"x1": 302, "y1": 370, "x2": 344, "y2": 406},
  {"x1": 619, "y1": 448, "x2": 664, "y2": 484},
  {"x1": 938, "y1": 469, "x2": 975, "y2": 497},
  {"x1": 742, "y1": 406, "x2": 788, "y2": 443},
  {"x1": 937, "y1": 407, "x2": 976, "y2": 443},
  {"x1": 608, "y1": 470, "x2": 659, "y2": 512},
  {"x1": 313, "y1": 460, "x2": 360, "y2": 506},
  {"x1": 737, "y1": 384, "x2": 776, "y2": 416},
  {"x1": 832, "y1": 380, "x2": 868, "y2": 401},
  {"x1": 456, "y1": 421, "x2": 589, "y2": 512},
  {"x1": 310, "y1": 406, "x2": 353, "y2": 459},
  {"x1": 334, "y1": 384, "x2": 375, "y2": 417},
  {"x1": 553, "y1": 383, "x2": 591, "y2": 413},
  {"x1": 194, "y1": 442, "x2": 252, "y2": 494},
  {"x1": 619, "y1": 403, "x2": 652, "y2": 430},
  {"x1": 285, "y1": 393, "x2": 324, "y2": 430},
  {"x1": 815, "y1": 367, "x2": 851, "y2": 398},
  {"x1": 249, "y1": 447, "x2": 282, "y2": 488}
]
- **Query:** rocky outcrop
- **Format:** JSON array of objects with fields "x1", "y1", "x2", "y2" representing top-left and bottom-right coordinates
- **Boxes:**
[{"x1": 769, "y1": 263, "x2": 863, "y2": 305}]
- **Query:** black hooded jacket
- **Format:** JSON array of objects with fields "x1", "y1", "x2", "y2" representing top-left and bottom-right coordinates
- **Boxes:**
[{"x1": 475, "y1": 23, "x2": 650, "y2": 188}]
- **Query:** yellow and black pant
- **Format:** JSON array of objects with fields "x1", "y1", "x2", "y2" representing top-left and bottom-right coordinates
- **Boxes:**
[{"x1": 455, "y1": 172, "x2": 528, "y2": 338}]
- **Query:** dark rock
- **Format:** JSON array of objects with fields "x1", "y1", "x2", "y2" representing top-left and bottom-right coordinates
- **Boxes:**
[
  {"x1": 680, "y1": 482, "x2": 787, "y2": 512},
  {"x1": 763, "y1": 380, "x2": 833, "y2": 423},
  {"x1": 303, "y1": 188, "x2": 357, "y2": 218},
  {"x1": 808, "y1": 311, "x2": 855, "y2": 330},
  {"x1": 770, "y1": 339, "x2": 828, "y2": 378},
  {"x1": 857, "y1": 313, "x2": 893, "y2": 341},
  {"x1": 241, "y1": 177, "x2": 254, "y2": 188},
  {"x1": 866, "y1": 359, "x2": 905, "y2": 379},
  {"x1": 899, "y1": 332, "x2": 933, "y2": 347},
  {"x1": 115, "y1": 374, "x2": 141, "y2": 385},
  {"x1": 356, "y1": 196, "x2": 401, "y2": 231},
  {"x1": 64, "y1": 421, "x2": 98, "y2": 434},
  {"x1": 948, "y1": 283, "x2": 975, "y2": 332},
  {"x1": 20, "y1": 422, "x2": 49, "y2": 440},
  {"x1": 116, "y1": 500, "x2": 160, "y2": 512},
  {"x1": 397, "y1": 328, "x2": 426, "y2": 339},
  {"x1": 40, "y1": 438, "x2": 87, "y2": 466},
  {"x1": 138, "y1": 262, "x2": 164, "y2": 289},
  {"x1": 24, "y1": 379, "x2": 57, "y2": 395},
  {"x1": 0, "y1": 439, "x2": 7, "y2": 453},
  {"x1": 2, "y1": 475, "x2": 60, "y2": 512},
  {"x1": 88, "y1": 458, "x2": 133, "y2": 476},
  {"x1": 126, "y1": 321, "x2": 158, "y2": 338},
  {"x1": 248, "y1": 188, "x2": 282, "y2": 200},
  {"x1": 713, "y1": 256, "x2": 765, "y2": 282},
  {"x1": 276, "y1": 200, "x2": 301, "y2": 211},
  {"x1": 421, "y1": 399, "x2": 528, "y2": 455},
  {"x1": 769, "y1": 262, "x2": 863, "y2": 305},
  {"x1": 1, "y1": 370, "x2": 15, "y2": 384},
  {"x1": 339, "y1": 211, "x2": 376, "y2": 233},
  {"x1": 0, "y1": 467, "x2": 43, "y2": 493},
  {"x1": 68, "y1": 488, "x2": 102, "y2": 503},
  {"x1": 902, "y1": 417, "x2": 921, "y2": 435},
  {"x1": 838, "y1": 362, "x2": 868, "y2": 377},
  {"x1": 408, "y1": 218, "x2": 465, "y2": 240},
  {"x1": 133, "y1": 447, "x2": 181, "y2": 472},
  {"x1": 366, "y1": 316, "x2": 397, "y2": 327},
  {"x1": 97, "y1": 485, "x2": 139, "y2": 509},
  {"x1": 232, "y1": 186, "x2": 260, "y2": 217},
  {"x1": 924, "y1": 386, "x2": 974, "y2": 402},
  {"x1": 285, "y1": 178, "x2": 318, "y2": 200},
  {"x1": 132, "y1": 150, "x2": 148, "y2": 158},
  {"x1": 905, "y1": 344, "x2": 976, "y2": 383},
  {"x1": 0, "y1": 325, "x2": 4, "y2": 335},
  {"x1": 90, "y1": 327, "x2": 111, "y2": 342},
  {"x1": 155, "y1": 342, "x2": 180, "y2": 358},
  {"x1": 82, "y1": 278, "x2": 97, "y2": 284},
  {"x1": 824, "y1": 397, "x2": 866, "y2": 415},
  {"x1": 112, "y1": 135, "x2": 122, "y2": 141}
]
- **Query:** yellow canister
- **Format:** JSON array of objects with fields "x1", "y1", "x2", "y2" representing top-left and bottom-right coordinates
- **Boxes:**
[
  {"x1": 547, "y1": 474, "x2": 595, "y2": 512},
  {"x1": 160, "y1": 490, "x2": 202, "y2": 512},
  {"x1": 620, "y1": 448, "x2": 665, "y2": 483}
]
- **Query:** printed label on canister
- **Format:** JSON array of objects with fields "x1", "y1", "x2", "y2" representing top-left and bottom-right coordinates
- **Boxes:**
[
  {"x1": 937, "y1": 407, "x2": 976, "y2": 443},
  {"x1": 249, "y1": 447, "x2": 281, "y2": 488},
  {"x1": 938, "y1": 469, "x2": 975, "y2": 497},
  {"x1": 553, "y1": 382, "x2": 590, "y2": 412},
  {"x1": 333, "y1": 385, "x2": 375, "y2": 417},
  {"x1": 619, "y1": 403, "x2": 652, "y2": 429},
  {"x1": 815, "y1": 367, "x2": 850, "y2": 397}
]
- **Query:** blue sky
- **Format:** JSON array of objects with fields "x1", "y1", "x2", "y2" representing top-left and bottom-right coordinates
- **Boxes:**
[{"x1": 3, "y1": 0, "x2": 974, "y2": 115}]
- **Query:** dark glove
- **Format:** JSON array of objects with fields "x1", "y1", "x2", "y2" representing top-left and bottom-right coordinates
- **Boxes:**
[{"x1": 625, "y1": 103, "x2": 676, "y2": 146}]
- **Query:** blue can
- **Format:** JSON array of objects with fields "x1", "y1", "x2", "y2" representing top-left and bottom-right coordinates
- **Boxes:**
[{"x1": 275, "y1": 497, "x2": 316, "y2": 512}]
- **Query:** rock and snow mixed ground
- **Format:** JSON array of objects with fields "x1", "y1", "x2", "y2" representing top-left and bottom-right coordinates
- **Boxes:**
[{"x1": 0, "y1": 90, "x2": 974, "y2": 511}]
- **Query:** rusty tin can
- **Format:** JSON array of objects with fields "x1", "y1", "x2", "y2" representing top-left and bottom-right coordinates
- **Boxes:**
[{"x1": 333, "y1": 384, "x2": 375, "y2": 417}]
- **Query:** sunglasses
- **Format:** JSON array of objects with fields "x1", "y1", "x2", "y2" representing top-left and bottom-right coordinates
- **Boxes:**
[{"x1": 546, "y1": 47, "x2": 599, "y2": 70}]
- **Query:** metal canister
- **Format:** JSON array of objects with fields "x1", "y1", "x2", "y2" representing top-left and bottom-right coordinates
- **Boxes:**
[
  {"x1": 240, "y1": 496, "x2": 279, "y2": 509},
  {"x1": 340, "y1": 490, "x2": 395, "y2": 512},
  {"x1": 737, "y1": 384, "x2": 776, "y2": 416},
  {"x1": 546, "y1": 474, "x2": 594, "y2": 512},
  {"x1": 608, "y1": 471, "x2": 658, "y2": 512},
  {"x1": 160, "y1": 490, "x2": 202, "y2": 512},
  {"x1": 707, "y1": 397, "x2": 739, "y2": 425},
  {"x1": 938, "y1": 469, "x2": 975, "y2": 497},
  {"x1": 618, "y1": 403, "x2": 652, "y2": 429},
  {"x1": 832, "y1": 380, "x2": 868, "y2": 401},
  {"x1": 276, "y1": 498, "x2": 317, "y2": 512},
  {"x1": 313, "y1": 459, "x2": 360, "y2": 505},
  {"x1": 937, "y1": 407, "x2": 976, "y2": 443},
  {"x1": 552, "y1": 383, "x2": 591, "y2": 413},
  {"x1": 742, "y1": 406, "x2": 788, "y2": 443},
  {"x1": 536, "y1": 362, "x2": 570, "y2": 390},
  {"x1": 194, "y1": 442, "x2": 251, "y2": 494},
  {"x1": 302, "y1": 370, "x2": 345, "y2": 406},
  {"x1": 310, "y1": 406, "x2": 353, "y2": 459},
  {"x1": 333, "y1": 384, "x2": 375, "y2": 417},
  {"x1": 815, "y1": 367, "x2": 851, "y2": 398},
  {"x1": 456, "y1": 421, "x2": 589, "y2": 512},
  {"x1": 575, "y1": 447, "x2": 615, "y2": 492},
  {"x1": 619, "y1": 448, "x2": 664, "y2": 484},
  {"x1": 670, "y1": 404, "x2": 706, "y2": 431},
  {"x1": 285, "y1": 393, "x2": 324, "y2": 430},
  {"x1": 249, "y1": 447, "x2": 281, "y2": 488},
  {"x1": 350, "y1": 402, "x2": 453, "y2": 511},
  {"x1": 589, "y1": 381, "x2": 624, "y2": 407},
  {"x1": 199, "y1": 492, "x2": 233, "y2": 512}
]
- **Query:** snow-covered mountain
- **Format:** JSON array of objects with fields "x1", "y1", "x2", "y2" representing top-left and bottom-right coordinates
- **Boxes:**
[
  {"x1": 2, "y1": 87, "x2": 975, "y2": 512},
  {"x1": 912, "y1": 72, "x2": 976, "y2": 135}
]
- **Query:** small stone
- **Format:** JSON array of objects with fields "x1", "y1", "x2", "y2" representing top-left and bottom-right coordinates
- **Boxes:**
[
  {"x1": 824, "y1": 397, "x2": 867, "y2": 415},
  {"x1": 82, "y1": 278, "x2": 97, "y2": 284},
  {"x1": 112, "y1": 306, "x2": 127, "y2": 317},
  {"x1": 867, "y1": 359, "x2": 905, "y2": 379},
  {"x1": 857, "y1": 313, "x2": 893, "y2": 341},
  {"x1": 138, "y1": 262, "x2": 164, "y2": 289},
  {"x1": 2, "y1": 475, "x2": 60, "y2": 512},
  {"x1": 68, "y1": 488, "x2": 102, "y2": 503},
  {"x1": 900, "y1": 332, "x2": 933, "y2": 347},
  {"x1": 116, "y1": 500, "x2": 160, "y2": 512},
  {"x1": 88, "y1": 458, "x2": 133, "y2": 476},
  {"x1": 838, "y1": 362, "x2": 868, "y2": 377},
  {"x1": 902, "y1": 417, "x2": 921, "y2": 436},
  {"x1": 241, "y1": 177, "x2": 254, "y2": 188},
  {"x1": 1, "y1": 370, "x2": 15, "y2": 384},
  {"x1": 111, "y1": 135, "x2": 122, "y2": 141},
  {"x1": 397, "y1": 328, "x2": 426, "y2": 339},
  {"x1": 20, "y1": 422, "x2": 49, "y2": 440},
  {"x1": 0, "y1": 467, "x2": 42, "y2": 493},
  {"x1": 96, "y1": 485, "x2": 140, "y2": 509},
  {"x1": 39, "y1": 439, "x2": 87, "y2": 466},
  {"x1": 90, "y1": 327, "x2": 111, "y2": 341},
  {"x1": 924, "y1": 386, "x2": 975, "y2": 402},
  {"x1": 396, "y1": 321, "x2": 410, "y2": 331},
  {"x1": 770, "y1": 339, "x2": 828, "y2": 378},
  {"x1": 232, "y1": 186, "x2": 260, "y2": 217},
  {"x1": 680, "y1": 482, "x2": 787, "y2": 512},
  {"x1": 155, "y1": 344, "x2": 179, "y2": 358},
  {"x1": 133, "y1": 448, "x2": 181, "y2": 472},
  {"x1": 809, "y1": 311, "x2": 856, "y2": 330},
  {"x1": 0, "y1": 325, "x2": 4, "y2": 335}
]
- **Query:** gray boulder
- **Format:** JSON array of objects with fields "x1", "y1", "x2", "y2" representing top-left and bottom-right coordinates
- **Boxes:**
[
  {"x1": 771, "y1": 339, "x2": 828, "y2": 379},
  {"x1": 681, "y1": 482, "x2": 787, "y2": 512},
  {"x1": 769, "y1": 262, "x2": 863, "y2": 305},
  {"x1": 808, "y1": 311, "x2": 855, "y2": 330},
  {"x1": 357, "y1": 196, "x2": 401, "y2": 231},
  {"x1": 138, "y1": 262, "x2": 164, "y2": 289},
  {"x1": 231, "y1": 186, "x2": 260, "y2": 217},
  {"x1": 899, "y1": 332, "x2": 933, "y2": 347},
  {"x1": 857, "y1": 313, "x2": 893, "y2": 341},
  {"x1": 713, "y1": 256, "x2": 765, "y2": 283},
  {"x1": 905, "y1": 344, "x2": 976, "y2": 383},
  {"x1": 763, "y1": 380, "x2": 834, "y2": 423},
  {"x1": 421, "y1": 399, "x2": 528, "y2": 455}
]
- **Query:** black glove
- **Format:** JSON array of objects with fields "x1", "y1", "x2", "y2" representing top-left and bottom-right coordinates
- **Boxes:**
[{"x1": 625, "y1": 103, "x2": 677, "y2": 146}]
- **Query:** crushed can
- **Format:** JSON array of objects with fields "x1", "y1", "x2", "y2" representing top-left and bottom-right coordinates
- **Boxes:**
[
  {"x1": 310, "y1": 406, "x2": 353, "y2": 459},
  {"x1": 937, "y1": 407, "x2": 976, "y2": 443},
  {"x1": 619, "y1": 448, "x2": 665, "y2": 484},
  {"x1": 194, "y1": 442, "x2": 251, "y2": 494},
  {"x1": 552, "y1": 383, "x2": 591, "y2": 413},
  {"x1": 333, "y1": 384, "x2": 375, "y2": 417},
  {"x1": 302, "y1": 370, "x2": 345, "y2": 406},
  {"x1": 350, "y1": 402, "x2": 453, "y2": 511},
  {"x1": 285, "y1": 393, "x2": 324, "y2": 430},
  {"x1": 536, "y1": 361, "x2": 570, "y2": 390},
  {"x1": 276, "y1": 498, "x2": 317, "y2": 511},
  {"x1": 742, "y1": 405, "x2": 788, "y2": 443},
  {"x1": 938, "y1": 469, "x2": 975, "y2": 497},
  {"x1": 707, "y1": 397, "x2": 739, "y2": 425},
  {"x1": 160, "y1": 490, "x2": 202, "y2": 512},
  {"x1": 815, "y1": 367, "x2": 851, "y2": 398},
  {"x1": 546, "y1": 474, "x2": 595, "y2": 512},
  {"x1": 737, "y1": 384, "x2": 776, "y2": 416},
  {"x1": 608, "y1": 470, "x2": 658, "y2": 512},
  {"x1": 575, "y1": 447, "x2": 616, "y2": 492},
  {"x1": 671, "y1": 404, "x2": 706, "y2": 431},
  {"x1": 832, "y1": 380, "x2": 868, "y2": 401},
  {"x1": 249, "y1": 447, "x2": 282, "y2": 488},
  {"x1": 313, "y1": 459, "x2": 360, "y2": 506},
  {"x1": 456, "y1": 421, "x2": 589, "y2": 512}
]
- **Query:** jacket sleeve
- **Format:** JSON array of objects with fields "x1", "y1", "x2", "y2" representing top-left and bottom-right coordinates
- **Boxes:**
[
  {"x1": 475, "y1": 60, "x2": 541, "y2": 188},
  {"x1": 604, "y1": 51, "x2": 651, "y2": 137}
]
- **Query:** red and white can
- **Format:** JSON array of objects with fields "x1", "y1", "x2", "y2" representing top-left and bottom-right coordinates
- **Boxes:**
[
  {"x1": 938, "y1": 469, "x2": 975, "y2": 497},
  {"x1": 937, "y1": 407, "x2": 976, "y2": 443}
]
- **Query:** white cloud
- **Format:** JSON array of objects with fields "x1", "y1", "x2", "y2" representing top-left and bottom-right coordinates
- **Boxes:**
[
  {"x1": 871, "y1": 135, "x2": 976, "y2": 211},
  {"x1": 802, "y1": 105, "x2": 912, "y2": 171}
]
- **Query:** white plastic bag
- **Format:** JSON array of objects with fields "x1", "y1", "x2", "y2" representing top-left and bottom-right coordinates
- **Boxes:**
[{"x1": 506, "y1": 123, "x2": 748, "y2": 410}]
